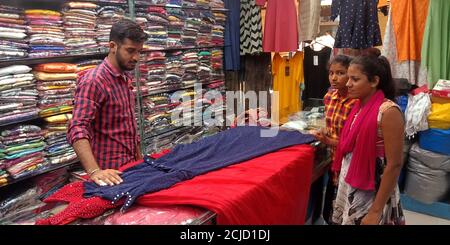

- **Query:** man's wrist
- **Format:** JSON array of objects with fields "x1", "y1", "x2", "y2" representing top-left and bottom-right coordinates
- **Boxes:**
[{"x1": 87, "y1": 168, "x2": 100, "y2": 176}]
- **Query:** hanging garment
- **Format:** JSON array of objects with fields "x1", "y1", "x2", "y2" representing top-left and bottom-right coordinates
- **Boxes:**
[
  {"x1": 240, "y1": 0, "x2": 263, "y2": 55},
  {"x1": 302, "y1": 46, "x2": 332, "y2": 102},
  {"x1": 257, "y1": 0, "x2": 298, "y2": 52},
  {"x1": 297, "y1": 0, "x2": 321, "y2": 42},
  {"x1": 224, "y1": 0, "x2": 240, "y2": 70},
  {"x1": 391, "y1": 0, "x2": 429, "y2": 61},
  {"x1": 83, "y1": 126, "x2": 315, "y2": 211},
  {"x1": 272, "y1": 52, "x2": 304, "y2": 124},
  {"x1": 331, "y1": 0, "x2": 382, "y2": 49},
  {"x1": 421, "y1": 0, "x2": 450, "y2": 88},
  {"x1": 382, "y1": 8, "x2": 428, "y2": 87}
]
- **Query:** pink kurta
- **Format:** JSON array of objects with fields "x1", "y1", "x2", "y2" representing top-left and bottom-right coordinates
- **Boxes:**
[{"x1": 257, "y1": 0, "x2": 299, "y2": 52}]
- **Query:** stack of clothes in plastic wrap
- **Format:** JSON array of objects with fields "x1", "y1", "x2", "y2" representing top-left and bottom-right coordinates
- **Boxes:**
[
  {"x1": 197, "y1": 9, "x2": 213, "y2": 46},
  {"x1": 142, "y1": 51, "x2": 167, "y2": 94},
  {"x1": 183, "y1": 9, "x2": 200, "y2": 47},
  {"x1": 197, "y1": 49, "x2": 211, "y2": 84},
  {"x1": 0, "y1": 125, "x2": 47, "y2": 184},
  {"x1": 43, "y1": 113, "x2": 77, "y2": 166},
  {"x1": 96, "y1": 5, "x2": 126, "y2": 50},
  {"x1": 63, "y1": 1, "x2": 100, "y2": 55},
  {"x1": 25, "y1": 9, "x2": 65, "y2": 58},
  {"x1": 34, "y1": 63, "x2": 77, "y2": 119},
  {"x1": 209, "y1": 48, "x2": 224, "y2": 88},
  {"x1": 145, "y1": 6, "x2": 169, "y2": 50},
  {"x1": 142, "y1": 93, "x2": 178, "y2": 140},
  {"x1": 165, "y1": 50, "x2": 184, "y2": 90},
  {"x1": 181, "y1": 50, "x2": 198, "y2": 87},
  {"x1": 0, "y1": 165, "x2": 70, "y2": 224},
  {"x1": 211, "y1": 10, "x2": 225, "y2": 46},
  {"x1": 210, "y1": 0, "x2": 225, "y2": 9},
  {"x1": 183, "y1": 0, "x2": 197, "y2": 8},
  {"x1": 169, "y1": 89, "x2": 199, "y2": 127},
  {"x1": 0, "y1": 65, "x2": 39, "y2": 126},
  {"x1": 197, "y1": 0, "x2": 211, "y2": 9},
  {"x1": 0, "y1": 5, "x2": 28, "y2": 60},
  {"x1": 166, "y1": 6, "x2": 185, "y2": 48}
]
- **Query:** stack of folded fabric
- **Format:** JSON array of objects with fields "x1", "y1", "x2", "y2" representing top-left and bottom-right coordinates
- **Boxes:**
[
  {"x1": 0, "y1": 5, "x2": 28, "y2": 60},
  {"x1": 145, "y1": 51, "x2": 168, "y2": 93},
  {"x1": 0, "y1": 65, "x2": 39, "y2": 126},
  {"x1": 210, "y1": 0, "x2": 224, "y2": 9},
  {"x1": 134, "y1": 6, "x2": 148, "y2": 32},
  {"x1": 0, "y1": 125, "x2": 47, "y2": 180},
  {"x1": 169, "y1": 89, "x2": 198, "y2": 127},
  {"x1": 165, "y1": 50, "x2": 184, "y2": 89},
  {"x1": 210, "y1": 48, "x2": 224, "y2": 82},
  {"x1": 146, "y1": 6, "x2": 169, "y2": 50},
  {"x1": 197, "y1": 0, "x2": 211, "y2": 9},
  {"x1": 34, "y1": 63, "x2": 77, "y2": 119},
  {"x1": 25, "y1": 9, "x2": 65, "y2": 58},
  {"x1": 197, "y1": 49, "x2": 211, "y2": 84},
  {"x1": 43, "y1": 114, "x2": 77, "y2": 165},
  {"x1": 63, "y1": 1, "x2": 100, "y2": 55},
  {"x1": 181, "y1": 50, "x2": 198, "y2": 87},
  {"x1": 166, "y1": 0, "x2": 181, "y2": 7},
  {"x1": 142, "y1": 93, "x2": 179, "y2": 137},
  {"x1": 183, "y1": 0, "x2": 197, "y2": 8},
  {"x1": 166, "y1": 7, "x2": 185, "y2": 48},
  {"x1": 197, "y1": 10, "x2": 213, "y2": 46},
  {"x1": 211, "y1": 11, "x2": 225, "y2": 46},
  {"x1": 76, "y1": 59, "x2": 102, "y2": 79},
  {"x1": 183, "y1": 9, "x2": 200, "y2": 47},
  {"x1": 96, "y1": 5, "x2": 125, "y2": 50}
]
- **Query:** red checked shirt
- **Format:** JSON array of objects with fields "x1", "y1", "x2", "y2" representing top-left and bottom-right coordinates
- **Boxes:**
[
  {"x1": 323, "y1": 89, "x2": 356, "y2": 159},
  {"x1": 67, "y1": 58, "x2": 139, "y2": 169}
]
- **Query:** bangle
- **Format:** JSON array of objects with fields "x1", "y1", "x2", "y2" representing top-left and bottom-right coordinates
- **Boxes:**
[{"x1": 88, "y1": 168, "x2": 100, "y2": 176}]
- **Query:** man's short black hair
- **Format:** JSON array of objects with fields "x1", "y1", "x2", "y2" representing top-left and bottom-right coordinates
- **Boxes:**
[{"x1": 109, "y1": 19, "x2": 148, "y2": 44}]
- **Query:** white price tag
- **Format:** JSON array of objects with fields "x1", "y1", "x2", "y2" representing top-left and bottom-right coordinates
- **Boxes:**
[{"x1": 313, "y1": 56, "x2": 319, "y2": 66}]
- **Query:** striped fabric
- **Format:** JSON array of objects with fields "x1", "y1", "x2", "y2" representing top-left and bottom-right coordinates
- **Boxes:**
[
  {"x1": 67, "y1": 58, "x2": 139, "y2": 169},
  {"x1": 240, "y1": 0, "x2": 263, "y2": 55}
]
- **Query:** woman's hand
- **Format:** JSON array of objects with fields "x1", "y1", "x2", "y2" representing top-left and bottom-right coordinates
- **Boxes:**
[{"x1": 361, "y1": 210, "x2": 382, "y2": 225}]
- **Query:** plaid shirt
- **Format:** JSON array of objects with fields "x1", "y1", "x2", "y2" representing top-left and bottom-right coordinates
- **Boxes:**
[
  {"x1": 323, "y1": 89, "x2": 356, "y2": 159},
  {"x1": 67, "y1": 58, "x2": 139, "y2": 169}
]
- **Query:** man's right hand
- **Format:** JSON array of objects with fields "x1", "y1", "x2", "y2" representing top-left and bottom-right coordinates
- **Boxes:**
[{"x1": 90, "y1": 169, "x2": 123, "y2": 186}]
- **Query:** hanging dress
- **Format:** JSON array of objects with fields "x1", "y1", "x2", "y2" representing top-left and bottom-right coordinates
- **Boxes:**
[{"x1": 256, "y1": 0, "x2": 298, "y2": 52}]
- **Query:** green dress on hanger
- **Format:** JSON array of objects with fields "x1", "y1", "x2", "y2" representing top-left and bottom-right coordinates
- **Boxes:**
[{"x1": 421, "y1": 0, "x2": 450, "y2": 89}]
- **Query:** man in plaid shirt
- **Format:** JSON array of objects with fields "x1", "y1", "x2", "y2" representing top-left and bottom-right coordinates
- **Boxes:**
[{"x1": 67, "y1": 20, "x2": 147, "y2": 186}]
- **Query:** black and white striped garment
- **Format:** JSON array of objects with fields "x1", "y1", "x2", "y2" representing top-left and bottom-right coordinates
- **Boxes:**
[{"x1": 240, "y1": 0, "x2": 263, "y2": 55}]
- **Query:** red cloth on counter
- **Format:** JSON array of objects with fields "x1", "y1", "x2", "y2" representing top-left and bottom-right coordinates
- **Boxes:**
[{"x1": 36, "y1": 145, "x2": 314, "y2": 225}]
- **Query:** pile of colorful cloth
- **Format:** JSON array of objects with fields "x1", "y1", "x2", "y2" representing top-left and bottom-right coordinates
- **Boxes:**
[
  {"x1": 34, "y1": 63, "x2": 77, "y2": 119},
  {"x1": 0, "y1": 125, "x2": 47, "y2": 182},
  {"x1": 0, "y1": 5, "x2": 28, "y2": 60},
  {"x1": 43, "y1": 113, "x2": 77, "y2": 165},
  {"x1": 25, "y1": 9, "x2": 65, "y2": 58},
  {"x1": 63, "y1": 1, "x2": 100, "y2": 55},
  {"x1": 0, "y1": 65, "x2": 39, "y2": 126}
]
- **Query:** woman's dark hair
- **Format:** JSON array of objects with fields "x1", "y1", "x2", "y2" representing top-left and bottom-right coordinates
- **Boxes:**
[
  {"x1": 109, "y1": 19, "x2": 148, "y2": 44},
  {"x1": 329, "y1": 55, "x2": 352, "y2": 69},
  {"x1": 350, "y1": 53, "x2": 396, "y2": 101}
]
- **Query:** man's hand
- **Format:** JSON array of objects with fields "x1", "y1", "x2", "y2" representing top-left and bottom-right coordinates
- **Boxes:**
[
  {"x1": 90, "y1": 169, "x2": 123, "y2": 186},
  {"x1": 311, "y1": 128, "x2": 329, "y2": 145}
]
